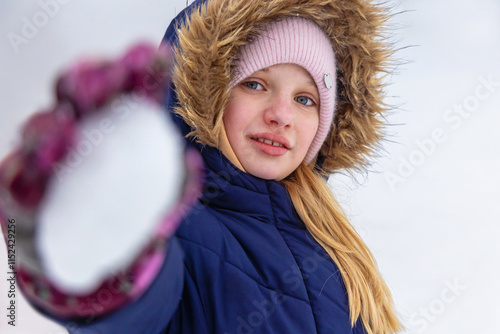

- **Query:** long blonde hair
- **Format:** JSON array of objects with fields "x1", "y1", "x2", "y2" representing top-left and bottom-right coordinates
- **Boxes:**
[{"x1": 283, "y1": 164, "x2": 402, "y2": 334}]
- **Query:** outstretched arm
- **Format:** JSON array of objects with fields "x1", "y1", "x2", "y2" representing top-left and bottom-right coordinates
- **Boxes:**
[{"x1": 0, "y1": 42, "x2": 202, "y2": 332}]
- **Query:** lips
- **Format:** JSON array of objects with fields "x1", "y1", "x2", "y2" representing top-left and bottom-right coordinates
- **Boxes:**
[
  {"x1": 249, "y1": 133, "x2": 290, "y2": 148},
  {"x1": 249, "y1": 133, "x2": 290, "y2": 156},
  {"x1": 255, "y1": 138, "x2": 285, "y2": 147}
]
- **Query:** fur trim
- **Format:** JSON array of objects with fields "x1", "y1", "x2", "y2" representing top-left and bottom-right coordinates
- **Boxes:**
[{"x1": 171, "y1": 0, "x2": 393, "y2": 175}]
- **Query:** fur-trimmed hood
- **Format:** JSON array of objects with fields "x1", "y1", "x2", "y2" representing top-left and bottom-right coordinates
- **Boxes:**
[{"x1": 162, "y1": 0, "x2": 392, "y2": 176}]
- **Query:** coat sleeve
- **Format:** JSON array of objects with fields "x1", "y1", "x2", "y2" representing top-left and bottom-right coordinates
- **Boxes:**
[{"x1": 37, "y1": 236, "x2": 185, "y2": 334}]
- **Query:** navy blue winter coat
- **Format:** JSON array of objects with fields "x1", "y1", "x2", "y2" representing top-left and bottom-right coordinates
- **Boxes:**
[{"x1": 58, "y1": 141, "x2": 366, "y2": 333}]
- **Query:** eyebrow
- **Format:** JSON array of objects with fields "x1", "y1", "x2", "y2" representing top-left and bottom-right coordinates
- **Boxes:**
[
  {"x1": 255, "y1": 67, "x2": 317, "y2": 89},
  {"x1": 299, "y1": 75, "x2": 317, "y2": 89},
  {"x1": 304, "y1": 78, "x2": 316, "y2": 88}
]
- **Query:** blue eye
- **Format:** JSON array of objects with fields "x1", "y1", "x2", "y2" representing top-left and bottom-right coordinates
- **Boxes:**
[
  {"x1": 295, "y1": 96, "x2": 314, "y2": 106},
  {"x1": 244, "y1": 81, "x2": 264, "y2": 90}
]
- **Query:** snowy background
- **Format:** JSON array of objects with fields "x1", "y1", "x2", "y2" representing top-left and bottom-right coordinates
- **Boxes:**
[{"x1": 0, "y1": 0, "x2": 499, "y2": 333}]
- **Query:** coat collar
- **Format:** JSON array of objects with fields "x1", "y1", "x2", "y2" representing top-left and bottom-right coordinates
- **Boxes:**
[{"x1": 198, "y1": 144, "x2": 306, "y2": 229}]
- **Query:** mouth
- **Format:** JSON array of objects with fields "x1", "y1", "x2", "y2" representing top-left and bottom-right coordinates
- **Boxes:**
[
  {"x1": 249, "y1": 133, "x2": 290, "y2": 149},
  {"x1": 252, "y1": 138, "x2": 286, "y2": 148},
  {"x1": 248, "y1": 133, "x2": 290, "y2": 156}
]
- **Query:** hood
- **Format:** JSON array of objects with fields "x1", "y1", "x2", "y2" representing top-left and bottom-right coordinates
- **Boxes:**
[{"x1": 162, "y1": 0, "x2": 393, "y2": 176}]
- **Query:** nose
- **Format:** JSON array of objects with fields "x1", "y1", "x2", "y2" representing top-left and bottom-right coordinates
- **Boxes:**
[{"x1": 264, "y1": 94, "x2": 293, "y2": 128}]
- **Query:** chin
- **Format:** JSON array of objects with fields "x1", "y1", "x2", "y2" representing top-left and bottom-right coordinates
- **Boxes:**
[{"x1": 245, "y1": 166, "x2": 289, "y2": 181}]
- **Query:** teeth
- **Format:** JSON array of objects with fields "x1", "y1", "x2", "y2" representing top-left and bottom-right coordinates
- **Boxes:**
[{"x1": 256, "y1": 138, "x2": 284, "y2": 147}]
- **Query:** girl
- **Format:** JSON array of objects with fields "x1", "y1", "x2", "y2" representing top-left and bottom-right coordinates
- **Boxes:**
[{"x1": 1, "y1": 0, "x2": 402, "y2": 333}]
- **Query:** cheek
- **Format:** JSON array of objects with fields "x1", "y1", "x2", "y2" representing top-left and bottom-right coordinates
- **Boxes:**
[
  {"x1": 302, "y1": 116, "x2": 319, "y2": 145},
  {"x1": 223, "y1": 102, "x2": 237, "y2": 128},
  {"x1": 224, "y1": 99, "x2": 244, "y2": 124},
  {"x1": 223, "y1": 102, "x2": 247, "y2": 144}
]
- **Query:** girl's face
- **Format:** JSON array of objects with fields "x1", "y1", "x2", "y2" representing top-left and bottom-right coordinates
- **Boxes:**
[{"x1": 223, "y1": 63, "x2": 319, "y2": 181}]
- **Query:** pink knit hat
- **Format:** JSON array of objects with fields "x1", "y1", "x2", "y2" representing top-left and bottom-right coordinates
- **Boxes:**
[{"x1": 233, "y1": 17, "x2": 337, "y2": 164}]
